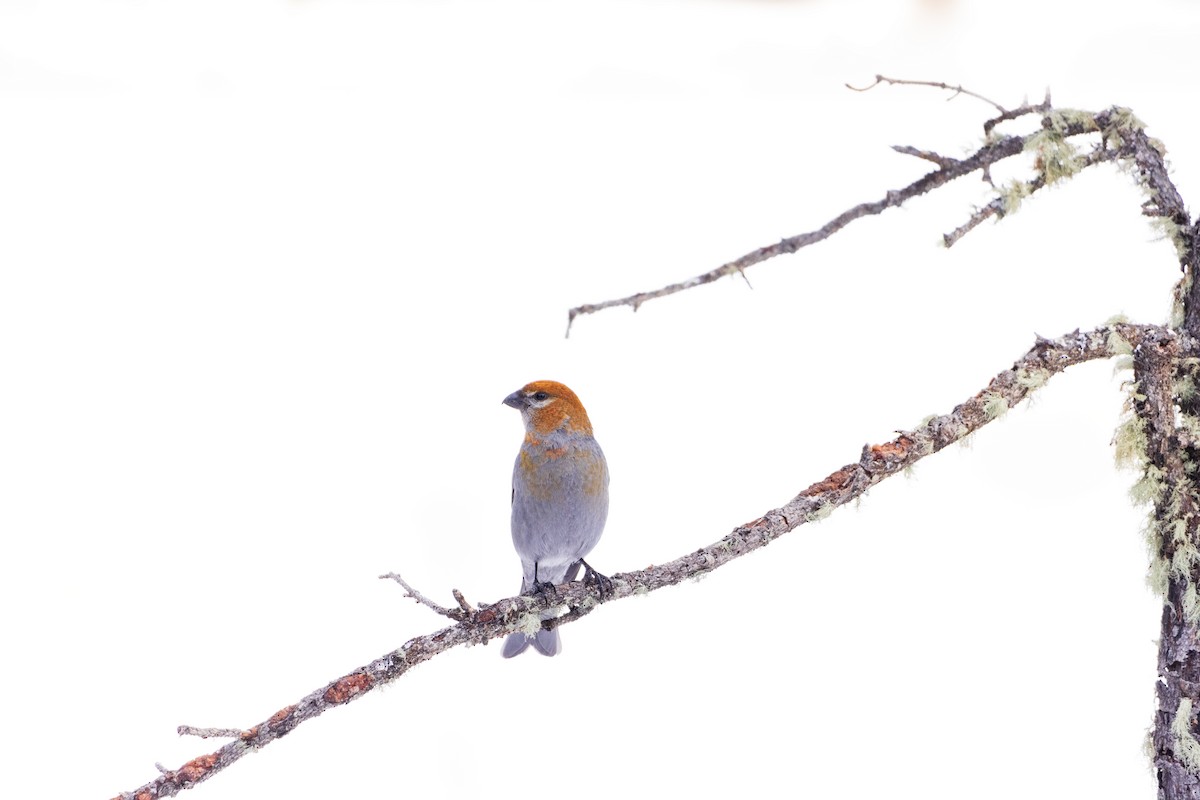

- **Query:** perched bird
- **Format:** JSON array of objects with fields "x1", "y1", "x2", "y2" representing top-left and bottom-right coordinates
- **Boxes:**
[{"x1": 501, "y1": 380, "x2": 610, "y2": 657}]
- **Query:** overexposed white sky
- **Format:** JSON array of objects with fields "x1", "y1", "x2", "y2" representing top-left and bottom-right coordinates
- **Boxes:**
[{"x1": 3, "y1": 1, "x2": 1198, "y2": 797}]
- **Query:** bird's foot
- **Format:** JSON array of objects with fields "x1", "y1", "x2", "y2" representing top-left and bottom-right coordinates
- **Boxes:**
[
  {"x1": 580, "y1": 559, "x2": 614, "y2": 601},
  {"x1": 531, "y1": 579, "x2": 560, "y2": 603}
]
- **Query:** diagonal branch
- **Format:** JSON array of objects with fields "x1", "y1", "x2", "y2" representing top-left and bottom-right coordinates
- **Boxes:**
[
  {"x1": 565, "y1": 133, "x2": 1027, "y2": 335},
  {"x1": 565, "y1": 94, "x2": 1193, "y2": 336},
  {"x1": 112, "y1": 322, "x2": 1159, "y2": 800},
  {"x1": 942, "y1": 143, "x2": 1119, "y2": 247}
]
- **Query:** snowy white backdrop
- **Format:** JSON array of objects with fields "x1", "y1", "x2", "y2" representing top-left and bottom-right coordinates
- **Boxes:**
[{"x1": 2, "y1": 1, "x2": 1197, "y2": 797}]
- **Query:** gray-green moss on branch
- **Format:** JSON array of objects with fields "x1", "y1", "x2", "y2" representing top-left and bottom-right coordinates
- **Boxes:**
[{"x1": 114, "y1": 323, "x2": 1157, "y2": 800}]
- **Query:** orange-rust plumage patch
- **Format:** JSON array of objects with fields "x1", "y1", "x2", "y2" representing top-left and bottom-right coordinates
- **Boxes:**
[{"x1": 523, "y1": 380, "x2": 594, "y2": 436}]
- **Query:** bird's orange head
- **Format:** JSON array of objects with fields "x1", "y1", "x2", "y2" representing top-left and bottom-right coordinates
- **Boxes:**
[{"x1": 502, "y1": 380, "x2": 594, "y2": 437}]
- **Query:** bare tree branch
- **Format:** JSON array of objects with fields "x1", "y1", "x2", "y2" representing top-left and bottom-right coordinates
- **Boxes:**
[
  {"x1": 566, "y1": 93, "x2": 1190, "y2": 336},
  {"x1": 451, "y1": 588, "x2": 475, "y2": 616},
  {"x1": 846, "y1": 74, "x2": 1007, "y2": 113},
  {"x1": 112, "y1": 323, "x2": 1157, "y2": 800},
  {"x1": 565, "y1": 132, "x2": 1025, "y2": 335},
  {"x1": 981, "y1": 88, "x2": 1053, "y2": 135},
  {"x1": 175, "y1": 727, "x2": 246, "y2": 740},
  {"x1": 379, "y1": 572, "x2": 467, "y2": 622}
]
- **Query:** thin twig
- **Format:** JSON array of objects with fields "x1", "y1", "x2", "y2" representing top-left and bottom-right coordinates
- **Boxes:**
[
  {"x1": 983, "y1": 88, "x2": 1052, "y2": 135},
  {"x1": 942, "y1": 199, "x2": 1003, "y2": 247},
  {"x1": 892, "y1": 144, "x2": 956, "y2": 168},
  {"x1": 176, "y1": 726, "x2": 246, "y2": 740},
  {"x1": 452, "y1": 588, "x2": 475, "y2": 615},
  {"x1": 846, "y1": 74, "x2": 1007, "y2": 113},
  {"x1": 942, "y1": 140, "x2": 1120, "y2": 248},
  {"x1": 379, "y1": 573, "x2": 465, "y2": 621},
  {"x1": 112, "y1": 323, "x2": 1162, "y2": 800}
]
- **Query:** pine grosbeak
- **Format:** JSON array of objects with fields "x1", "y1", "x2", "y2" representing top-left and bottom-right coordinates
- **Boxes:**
[{"x1": 501, "y1": 380, "x2": 610, "y2": 657}]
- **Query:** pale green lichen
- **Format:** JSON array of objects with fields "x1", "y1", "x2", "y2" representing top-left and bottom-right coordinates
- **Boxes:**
[
  {"x1": 1178, "y1": 359, "x2": 1200, "y2": 405},
  {"x1": 1113, "y1": 403, "x2": 1149, "y2": 470},
  {"x1": 1172, "y1": 698, "x2": 1200, "y2": 772},
  {"x1": 514, "y1": 612, "x2": 545, "y2": 638},
  {"x1": 1128, "y1": 464, "x2": 1166, "y2": 507},
  {"x1": 1107, "y1": 327, "x2": 1135, "y2": 356},
  {"x1": 1101, "y1": 107, "x2": 1147, "y2": 150},
  {"x1": 1111, "y1": 107, "x2": 1148, "y2": 132},
  {"x1": 1170, "y1": 521, "x2": 1200, "y2": 580},
  {"x1": 1148, "y1": 550, "x2": 1170, "y2": 597},
  {"x1": 1025, "y1": 128, "x2": 1084, "y2": 185},
  {"x1": 1114, "y1": 383, "x2": 1174, "y2": 596},
  {"x1": 1146, "y1": 533, "x2": 1168, "y2": 598},
  {"x1": 1045, "y1": 108, "x2": 1101, "y2": 134},
  {"x1": 1002, "y1": 179, "x2": 1032, "y2": 215},
  {"x1": 1150, "y1": 217, "x2": 1190, "y2": 263},
  {"x1": 1173, "y1": 273, "x2": 1192, "y2": 330},
  {"x1": 805, "y1": 503, "x2": 834, "y2": 523},
  {"x1": 1105, "y1": 313, "x2": 1132, "y2": 326},
  {"x1": 1015, "y1": 367, "x2": 1050, "y2": 391},
  {"x1": 982, "y1": 393, "x2": 1009, "y2": 420},
  {"x1": 1184, "y1": 583, "x2": 1200, "y2": 624},
  {"x1": 1112, "y1": 355, "x2": 1134, "y2": 376}
]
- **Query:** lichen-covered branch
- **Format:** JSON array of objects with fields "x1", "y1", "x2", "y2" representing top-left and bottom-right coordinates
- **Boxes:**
[
  {"x1": 113, "y1": 323, "x2": 1155, "y2": 800},
  {"x1": 1122, "y1": 329, "x2": 1200, "y2": 797},
  {"x1": 566, "y1": 92, "x2": 1195, "y2": 336}
]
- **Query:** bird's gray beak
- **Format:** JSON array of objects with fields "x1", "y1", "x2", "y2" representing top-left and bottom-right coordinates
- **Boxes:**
[{"x1": 502, "y1": 390, "x2": 527, "y2": 410}]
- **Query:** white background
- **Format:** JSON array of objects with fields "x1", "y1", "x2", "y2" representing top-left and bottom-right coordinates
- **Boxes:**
[{"x1": 2, "y1": 1, "x2": 1196, "y2": 797}]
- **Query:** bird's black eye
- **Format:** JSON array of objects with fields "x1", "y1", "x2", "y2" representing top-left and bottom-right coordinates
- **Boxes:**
[{"x1": 532, "y1": 391, "x2": 549, "y2": 402}]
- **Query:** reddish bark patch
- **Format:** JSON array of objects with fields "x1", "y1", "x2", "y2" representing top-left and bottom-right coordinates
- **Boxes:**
[
  {"x1": 801, "y1": 468, "x2": 854, "y2": 496},
  {"x1": 178, "y1": 753, "x2": 218, "y2": 783},
  {"x1": 869, "y1": 435, "x2": 913, "y2": 459},
  {"x1": 324, "y1": 674, "x2": 373, "y2": 704},
  {"x1": 268, "y1": 705, "x2": 297, "y2": 727}
]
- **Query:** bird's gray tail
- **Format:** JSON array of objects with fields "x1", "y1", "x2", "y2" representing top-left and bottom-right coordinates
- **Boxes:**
[
  {"x1": 502, "y1": 569, "x2": 574, "y2": 658},
  {"x1": 501, "y1": 627, "x2": 559, "y2": 658}
]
